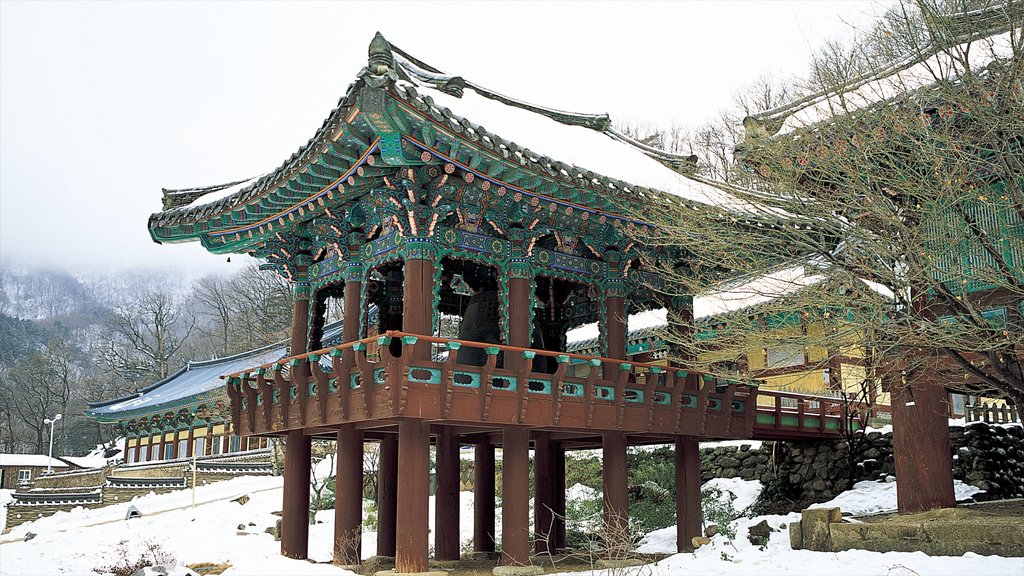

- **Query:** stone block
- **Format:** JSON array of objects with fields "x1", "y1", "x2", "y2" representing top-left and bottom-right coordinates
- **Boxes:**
[
  {"x1": 800, "y1": 507, "x2": 841, "y2": 551},
  {"x1": 789, "y1": 522, "x2": 803, "y2": 550},
  {"x1": 491, "y1": 566, "x2": 544, "y2": 576}
]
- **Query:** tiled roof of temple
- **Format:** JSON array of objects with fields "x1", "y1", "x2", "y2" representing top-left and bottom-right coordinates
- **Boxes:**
[
  {"x1": 742, "y1": 2, "x2": 1020, "y2": 139},
  {"x1": 85, "y1": 321, "x2": 344, "y2": 422},
  {"x1": 148, "y1": 33, "x2": 750, "y2": 252}
]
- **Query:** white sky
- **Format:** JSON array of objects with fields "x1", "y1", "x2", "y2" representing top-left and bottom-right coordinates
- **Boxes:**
[{"x1": 0, "y1": 1, "x2": 885, "y2": 276}]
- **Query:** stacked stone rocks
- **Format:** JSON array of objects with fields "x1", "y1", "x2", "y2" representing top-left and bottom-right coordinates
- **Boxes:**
[{"x1": 698, "y1": 422, "x2": 1024, "y2": 508}]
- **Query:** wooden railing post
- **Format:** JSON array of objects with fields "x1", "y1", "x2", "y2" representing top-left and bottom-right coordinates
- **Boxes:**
[
  {"x1": 310, "y1": 354, "x2": 330, "y2": 424},
  {"x1": 440, "y1": 342, "x2": 461, "y2": 419},
  {"x1": 516, "y1": 351, "x2": 535, "y2": 424}
]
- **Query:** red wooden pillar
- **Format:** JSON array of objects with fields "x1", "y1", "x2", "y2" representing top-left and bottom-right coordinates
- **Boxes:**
[
  {"x1": 434, "y1": 426, "x2": 461, "y2": 560},
  {"x1": 473, "y1": 438, "x2": 496, "y2": 553},
  {"x1": 281, "y1": 278, "x2": 312, "y2": 559},
  {"x1": 553, "y1": 442, "x2": 566, "y2": 550},
  {"x1": 403, "y1": 256, "x2": 435, "y2": 360},
  {"x1": 602, "y1": 431, "x2": 629, "y2": 552},
  {"x1": 377, "y1": 434, "x2": 398, "y2": 557},
  {"x1": 891, "y1": 372, "x2": 955, "y2": 512},
  {"x1": 396, "y1": 419, "x2": 431, "y2": 573},
  {"x1": 133, "y1": 435, "x2": 142, "y2": 463},
  {"x1": 281, "y1": 430, "x2": 311, "y2": 559},
  {"x1": 501, "y1": 426, "x2": 530, "y2": 566},
  {"x1": 533, "y1": 431, "x2": 555, "y2": 554},
  {"x1": 343, "y1": 279, "x2": 362, "y2": 343},
  {"x1": 185, "y1": 426, "x2": 194, "y2": 459},
  {"x1": 507, "y1": 275, "x2": 532, "y2": 356},
  {"x1": 604, "y1": 293, "x2": 627, "y2": 363},
  {"x1": 334, "y1": 425, "x2": 363, "y2": 565},
  {"x1": 675, "y1": 435, "x2": 701, "y2": 551}
]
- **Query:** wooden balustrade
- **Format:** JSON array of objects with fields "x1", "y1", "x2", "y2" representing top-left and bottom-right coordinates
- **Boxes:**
[{"x1": 223, "y1": 331, "x2": 853, "y2": 440}]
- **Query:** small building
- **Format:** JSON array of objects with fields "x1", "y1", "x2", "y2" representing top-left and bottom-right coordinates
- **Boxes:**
[{"x1": 0, "y1": 454, "x2": 69, "y2": 489}]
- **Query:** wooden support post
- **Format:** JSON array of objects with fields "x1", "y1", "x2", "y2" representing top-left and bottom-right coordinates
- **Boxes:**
[
  {"x1": 602, "y1": 431, "x2": 629, "y2": 555},
  {"x1": 281, "y1": 429, "x2": 311, "y2": 559},
  {"x1": 340, "y1": 279, "x2": 362, "y2": 418},
  {"x1": 891, "y1": 373, "x2": 955, "y2": 513},
  {"x1": 675, "y1": 435, "x2": 701, "y2": 552},
  {"x1": 377, "y1": 434, "x2": 398, "y2": 557},
  {"x1": 185, "y1": 427, "x2": 194, "y2": 459},
  {"x1": 533, "y1": 432, "x2": 555, "y2": 554},
  {"x1": 473, "y1": 439, "x2": 496, "y2": 553},
  {"x1": 603, "y1": 295, "x2": 627, "y2": 375},
  {"x1": 553, "y1": 441, "x2": 566, "y2": 550},
  {"x1": 403, "y1": 257, "x2": 435, "y2": 361},
  {"x1": 396, "y1": 419, "x2": 430, "y2": 573},
  {"x1": 434, "y1": 426, "x2": 461, "y2": 561},
  {"x1": 501, "y1": 426, "x2": 530, "y2": 566},
  {"x1": 334, "y1": 425, "x2": 363, "y2": 565},
  {"x1": 507, "y1": 277, "x2": 532, "y2": 354}
]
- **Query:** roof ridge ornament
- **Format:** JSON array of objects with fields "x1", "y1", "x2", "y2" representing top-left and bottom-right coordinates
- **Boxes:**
[
  {"x1": 365, "y1": 32, "x2": 401, "y2": 89},
  {"x1": 368, "y1": 32, "x2": 393, "y2": 75}
]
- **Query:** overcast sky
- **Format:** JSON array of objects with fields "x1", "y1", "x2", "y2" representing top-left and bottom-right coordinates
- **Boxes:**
[{"x1": 0, "y1": 1, "x2": 884, "y2": 277}]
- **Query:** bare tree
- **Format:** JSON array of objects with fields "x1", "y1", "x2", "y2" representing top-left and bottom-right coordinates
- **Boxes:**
[{"x1": 105, "y1": 290, "x2": 196, "y2": 386}]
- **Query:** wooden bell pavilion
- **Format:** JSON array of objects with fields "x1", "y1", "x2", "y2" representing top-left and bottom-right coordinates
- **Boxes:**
[{"x1": 148, "y1": 34, "x2": 853, "y2": 572}]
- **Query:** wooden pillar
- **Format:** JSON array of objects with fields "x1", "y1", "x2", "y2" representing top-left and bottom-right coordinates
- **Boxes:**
[
  {"x1": 534, "y1": 432, "x2": 556, "y2": 554},
  {"x1": 334, "y1": 425, "x2": 363, "y2": 565},
  {"x1": 675, "y1": 436, "x2": 701, "y2": 551},
  {"x1": 553, "y1": 442, "x2": 566, "y2": 550},
  {"x1": 343, "y1": 279, "x2": 362, "y2": 342},
  {"x1": 434, "y1": 426, "x2": 461, "y2": 561},
  {"x1": 604, "y1": 294, "x2": 627, "y2": 361},
  {"x1": 602, "y1": 431, "x2": 629, "y2": 553},
  {"x1": 891, "y1": 373, "x2": 955, "y2": 512},
  {"x1": 185, "y1": 426, "x2": 194, "y2": 458},
  {"x1": 396, "y1": 420, "x2": 430, "y2": 573},
  {"x1": 133, "y1": 436, "x2": 142, "y2": 463},
  {"x1": 501, "y1": 426, "x2": 530, "y2": 566},
  {"x1": 508, "y1": 275, "x2": 532, "y2": 360},
  {"x1": 377, "y1": 434, "x2": 398, "y2": 557},
  {"x1": 281, "y1": 429, "x2": 311, "y2": 559},
  {"x1": 403, "y1": 256, "x2": 435, "y2": 360},
  {"x1": 281, "y1": 282, "x2": 311, "y2": 559},
  {"x1": 473, "y1": 439, "x2": 496, "y2": 553}
]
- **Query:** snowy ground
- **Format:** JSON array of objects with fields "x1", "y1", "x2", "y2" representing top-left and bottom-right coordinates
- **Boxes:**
[{"x1": 1, "y1": 474, "x2": 1020, "y2": 575}]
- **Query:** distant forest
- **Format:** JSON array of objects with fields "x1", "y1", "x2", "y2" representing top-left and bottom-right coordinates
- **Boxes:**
[{"x1": 0, "y1": 263, "x2": 294, "y2": 456}]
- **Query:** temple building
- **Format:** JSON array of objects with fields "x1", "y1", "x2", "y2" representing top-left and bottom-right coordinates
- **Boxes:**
[
  {"x1": 736, "y1": 4, "x2": 1021, "y2": 514},
  {"x1": 145, "y1": 34, "x2": 857, "y2": 573}
]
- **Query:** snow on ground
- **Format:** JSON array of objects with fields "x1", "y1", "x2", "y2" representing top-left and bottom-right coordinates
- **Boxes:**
[
  {"x1": 1, "y1": 474, "x2": 1019, "y2": 576},
  {"x1": 809, "y1": 479, "x2": 983, "y2": 516}
]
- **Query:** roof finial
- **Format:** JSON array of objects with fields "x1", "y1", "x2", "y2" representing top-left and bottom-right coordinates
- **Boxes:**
[{"x1": 368, "y1": 32, "x2": 393, "y2": 75}]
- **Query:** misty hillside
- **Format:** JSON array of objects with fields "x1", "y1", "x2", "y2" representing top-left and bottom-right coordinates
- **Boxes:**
[{"x1": 0, "y1": 262, "x2": 291, "y2": 456}]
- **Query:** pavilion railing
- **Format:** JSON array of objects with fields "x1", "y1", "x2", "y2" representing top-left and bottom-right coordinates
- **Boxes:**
[{"x1": 222, "y1": 332, "x2": 850, "y2": 438}]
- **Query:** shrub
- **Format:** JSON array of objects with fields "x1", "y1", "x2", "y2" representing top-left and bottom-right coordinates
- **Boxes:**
[{"x1": 93, "y1": 539, "x2": 174, "y2": 576}]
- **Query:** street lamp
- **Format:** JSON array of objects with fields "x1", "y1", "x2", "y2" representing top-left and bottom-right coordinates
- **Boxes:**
[{"x1": 43, "y1": 413, "x2": 62, "y2": 474}]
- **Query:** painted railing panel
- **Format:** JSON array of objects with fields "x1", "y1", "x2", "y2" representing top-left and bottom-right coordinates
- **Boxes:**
[{"x1": 224, "y1": 331, "x2": 853, "y2": 441}]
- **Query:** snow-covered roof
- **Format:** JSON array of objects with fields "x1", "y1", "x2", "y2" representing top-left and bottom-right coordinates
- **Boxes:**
[
  {"x1": 153, "y1": 33, "x2": 748, "y2": 231},
  {"x1": 58, "y1": 456, "x2": 108, "y2": 469},
  {"x1": 746, "y1": 4, "x2": 1019, "y2": 138},
  {"x1": 566, "y1": 265, "x2": 894, "y2": 348},
  {"x1": 0, "y1": 454, "x2": 68, "y2": 468},
  {"x1": 393, "y1": 75, "x2": 735, "y2": 207}
]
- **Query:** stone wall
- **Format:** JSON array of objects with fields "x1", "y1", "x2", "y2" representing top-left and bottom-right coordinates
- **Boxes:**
[
  {"x1": 700, "y1": 422, "x2": 1024, "y2": 506},
  {"x1": 30, "y1": 467, "x2": 111, "y2": 490}
]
